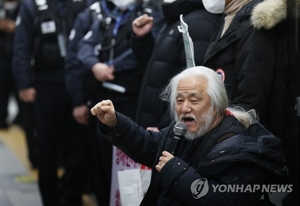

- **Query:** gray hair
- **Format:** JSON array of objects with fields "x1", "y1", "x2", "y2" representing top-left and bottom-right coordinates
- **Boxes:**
[{"x1": 160, "y1": 66, "x2": 258, "y2": 128}]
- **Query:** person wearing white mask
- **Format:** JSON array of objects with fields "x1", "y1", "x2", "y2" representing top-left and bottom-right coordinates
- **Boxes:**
[
  {"x1": 202, "y1": 0, "x2": 298, "y2": 205},
  {"x1": 0, "y1": 0, "x2": 38, "y2": 173},
  {"x1": 12, "y1": 0, "x2": 94, "y2": 205},
  {"x1": 74, "y1": 0, "x2": 164, "y2": 205},
  {"x1": 203, "y1": 0, "x2": 288, "y2": 133},
  {"x1": 131, "y1": 0, "x2": 222, "y2": 132},
  {"x1": 110, "y1": 0, "x2": 136, "y2": 11}
]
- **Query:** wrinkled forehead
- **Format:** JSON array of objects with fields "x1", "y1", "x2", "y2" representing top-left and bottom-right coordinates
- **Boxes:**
[{"x1": 177, "y1": 76, "x2": 208, "y2": 93}]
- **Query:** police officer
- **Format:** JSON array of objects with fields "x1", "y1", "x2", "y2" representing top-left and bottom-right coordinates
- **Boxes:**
[
  {"x1": 0, "y1": 0, "x2": 38, "y2": 170},
  {"x1": 12, "y1": 0, "x2": 94, "y2": 205},
  {"x1": 0, "y1": 0, "x2": 20, "y2": 129},
  {"x1": 66, "y1": 0, "x2": 163, "y2": 123},
  {"x1": 65, "y1": 1, "x2": 110, "y2": 204},
  {"x1": 69, "y1": 0, "x2": 164, "y2": 205}
]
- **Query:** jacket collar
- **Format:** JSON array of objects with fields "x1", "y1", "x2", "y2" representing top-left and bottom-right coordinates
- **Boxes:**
[
  {"x1": 224, "y1": 0, "x2": 287, "y2": 35},
  {"x1": 251, "y1": 0, "x2": 287, "y2": 30}
]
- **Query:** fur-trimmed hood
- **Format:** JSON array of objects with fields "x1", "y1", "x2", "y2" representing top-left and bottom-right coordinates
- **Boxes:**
[{"x1": 251, "y1": 0, "x2": 287, "y2": 29}]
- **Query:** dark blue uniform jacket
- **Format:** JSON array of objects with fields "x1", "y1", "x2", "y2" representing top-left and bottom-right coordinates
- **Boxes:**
[
  {"x1": 72, "y1": 1, "x2": 164, "y2": 107},
  {"x1": 12, "y1": 0, "x2": 93, "y2": 90}
]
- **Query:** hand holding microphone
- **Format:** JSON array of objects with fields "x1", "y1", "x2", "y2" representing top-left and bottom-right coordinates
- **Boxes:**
[
  {"x1": 170, "y1": 122, "x2": 187, "y2": 156},
  {"x1": 156, "y1": 122, "x2": 187, "y2": 172}
]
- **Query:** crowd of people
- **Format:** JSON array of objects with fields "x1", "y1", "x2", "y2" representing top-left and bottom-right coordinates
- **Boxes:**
[{"x1": 0, "y1": 0, "x2": 299, "y2": 205}]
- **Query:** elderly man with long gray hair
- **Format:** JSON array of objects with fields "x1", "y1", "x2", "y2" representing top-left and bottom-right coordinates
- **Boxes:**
[{"x1": 91, "y1": 66, "x2": 287, "y2": 206}]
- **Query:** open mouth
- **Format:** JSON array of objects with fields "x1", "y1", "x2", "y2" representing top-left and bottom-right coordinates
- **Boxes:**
[{"x1": 182, "y1": 117, "x2": 195, "y2": 123}]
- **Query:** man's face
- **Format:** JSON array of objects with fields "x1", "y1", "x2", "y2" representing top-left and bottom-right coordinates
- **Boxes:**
[{"x1": 175, "y1": 76, "x2": 215, "y2": 137}]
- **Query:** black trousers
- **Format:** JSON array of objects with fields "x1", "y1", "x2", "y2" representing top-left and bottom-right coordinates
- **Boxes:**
[
  {"x1": 35, "y1": 81, "x2": 90, "y2": 206},
  {"x1": 0, "y1": 57, "x2": 38, "y2": 168},
  {"x1": 18, "y1": 101, "x2": 38, "y2": 168},
  {"x1": 0, "y1": 58, "x2": 14, "y2": 127}
]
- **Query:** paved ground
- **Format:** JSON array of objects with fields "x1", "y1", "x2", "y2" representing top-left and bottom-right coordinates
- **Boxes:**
[
  {"x1": 0, "y1": 139, "x2": 42, "y2": 206},
  {"x1": 0, "y1": 95, "x2": 97, "y2": 206}
]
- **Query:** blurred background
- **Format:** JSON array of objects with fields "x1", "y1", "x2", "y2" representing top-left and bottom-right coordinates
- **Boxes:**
[{"x1": 0, "y1": 96, "x2": 98, "y2": 206}]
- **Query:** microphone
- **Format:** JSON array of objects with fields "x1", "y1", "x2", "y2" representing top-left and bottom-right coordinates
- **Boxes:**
[{"x1": 170, "y1": 122, "x2": 187, "y2": 156}]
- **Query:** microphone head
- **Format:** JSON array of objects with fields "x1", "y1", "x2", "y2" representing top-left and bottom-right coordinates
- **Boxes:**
[{"x1": 174, "y1": 122, "x2": 187, "y2": 137}]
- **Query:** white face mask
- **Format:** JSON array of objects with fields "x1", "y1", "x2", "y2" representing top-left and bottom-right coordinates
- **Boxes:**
[
  {"x1": 202, "y1": 0, "x2": 225, "y2": 14},
  {"x1": 111, "y1": 0, "x2": 135, "y2": 10},
  {"x1": 3, "y1": 1, "x2": 19, "y2": 10}
]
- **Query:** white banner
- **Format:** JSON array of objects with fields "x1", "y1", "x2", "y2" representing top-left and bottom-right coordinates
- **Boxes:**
[{"x1": 110, "y1": 146, "x2": 151, "y2": 206}]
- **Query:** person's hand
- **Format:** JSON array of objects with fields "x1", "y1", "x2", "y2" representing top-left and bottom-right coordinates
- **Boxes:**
[
  {"x1": 132, "y1": 14, "x2": 154, "y2": 37},
  {"x1": 19, "y1": 87, "x2": 36, "y2": 103},
  {"x1": 155, "y1": 151, "x2": 174, "y2": 172},
  {"x1": 92, "y1": 63, "x2": 115, "y2": 82},
  {"x1": 147, "y1": 127, "x2": 159, "y2": 132},
  {"x1": 73, "y1": 105, "x2": 89, "y2": 125},
  {"x1": 0, "y1": 19, "x2": 16, "y2": 33},
  {"x1": 90, "y1": 99, "x2": 117, "y2": 127}
]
